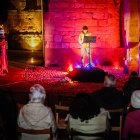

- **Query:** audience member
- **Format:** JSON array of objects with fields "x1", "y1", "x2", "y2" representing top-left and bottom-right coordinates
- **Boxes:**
[
  {"x1": 91, "y1": 74, "x2": 125, "y2": 109},
  {"x1": 122, "y1": 90, "x2": 140, "y2": 140},
  {"x1": 91, "y1": 74, "x2": 125, "y2": 140},
  {"x1": 18, "y1": 84, "x2": 57, "y2": 140},
  {"x1": 68, "y1": 92, "x2": 110, "y2": 140},
  {"x1": 0, "y1": 89, "x2": 18, "y2": 140},
  {"x1": 123, "y1": 71, "x2": 140, "y2": 107}
]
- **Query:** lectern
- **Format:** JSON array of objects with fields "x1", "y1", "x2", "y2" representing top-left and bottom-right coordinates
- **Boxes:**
[{"x1": 83, "y1": 36, "x2": 96, "y2": 67}]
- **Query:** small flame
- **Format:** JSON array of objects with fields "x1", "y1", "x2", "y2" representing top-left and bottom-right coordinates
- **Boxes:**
[{"x1": 68, "y1": 64, "x2": 73, "y2": 72}]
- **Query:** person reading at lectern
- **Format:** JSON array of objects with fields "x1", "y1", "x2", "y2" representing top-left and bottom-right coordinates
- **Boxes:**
[{"x1": 78, "y1": 25, "x2": 92, "y2": 67}]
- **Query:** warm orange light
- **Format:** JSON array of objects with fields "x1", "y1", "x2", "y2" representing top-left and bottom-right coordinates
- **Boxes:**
[
  {"x1": 113, "y1": 62, "x2": 120, "y2": 69},
  {"x1": 136, "y1": 54, "x2": 139, "y2": 60},
  {"x1": 67, "y1": 64, "x2": 73, "y2": 72},
  {"x1": 30, "y1": 37, "x2": 37, "y2": 48},
  {"x1": 25, "y1": 36, "x2": 41, "y2": 50},
  {"x1": 63, "y1": 72, "x2": 68, "y2": 75},
  {"x1": 30, "y1": 57, "x2": 34, "y2": 63}
]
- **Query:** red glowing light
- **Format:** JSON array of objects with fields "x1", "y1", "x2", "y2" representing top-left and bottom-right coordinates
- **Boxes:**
[
  {"x1": 114, "y1": 63, "x2": 120, "y2": 69},
  {"x1": 68, "y1": 65, "x2": 73, "y2": 72}
]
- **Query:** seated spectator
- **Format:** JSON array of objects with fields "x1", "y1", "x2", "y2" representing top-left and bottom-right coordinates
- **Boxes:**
[
  {"x1": 68, "y1": 92, "x2": 110, "y2": 140},
  {"x1": 0, "y1": 89, "x2": 18, "y2": 140},
  {"x1": 91, "y1": 74, "x2": 125, "y2": 109},
  {"x1": 18, "y1": 84, "x2": 57, "y2": 140},
  {"x1": 122, "y1": 90, "x2": 140, "y2": 140},
  {"x1": 123, "y1": 71, "x2": 140, "y2": 107},
  {"x1": 91, "y1": 74, "x2": 125, "y2": 140}
]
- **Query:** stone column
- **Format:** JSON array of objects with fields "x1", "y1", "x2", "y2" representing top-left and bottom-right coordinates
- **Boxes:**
[
  {"x1": 138, "y1": 0, "x2": 140, "y2": 75},
  {"x1": 124, "y1": 0, "x2": 139, "y2": 73}
]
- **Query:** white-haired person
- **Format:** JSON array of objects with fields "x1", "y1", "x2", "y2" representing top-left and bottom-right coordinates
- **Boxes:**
[
  {"x1": 122, "y1": 90, "x2": 140, "y2": 140},
  {"x1": 91, "y1": 74, "x2": 125, "y2": 109},
  {"x1": 18, "y1": 84, "x2": 57, "y2": 140},
  {"x1": 91, "y1": 74, "x2": 125, "y2": 140}
]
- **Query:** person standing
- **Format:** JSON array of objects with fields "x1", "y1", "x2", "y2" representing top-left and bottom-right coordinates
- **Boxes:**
[{"x1": 78, "y1": 26, "x2": 92, "y2": 67}]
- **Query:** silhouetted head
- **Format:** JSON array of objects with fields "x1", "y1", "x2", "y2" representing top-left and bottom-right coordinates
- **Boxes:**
[
  {"x1": 104, "y1": 74, "x2": 116, "y2": 87},
  {"x1": 69, "y1": 92, "x2": 100, "y2": 122},
  {"x1": 129, "y1": 71, "x2": 138, "y2": 79}
]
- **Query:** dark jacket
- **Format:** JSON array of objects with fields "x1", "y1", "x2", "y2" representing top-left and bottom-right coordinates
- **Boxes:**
[
  {"x1": 91, "y1": 87, "x2": 125, "y2": 109},
  {"x1": 123, "y1": 77, "x2": 140, "y2": 106}
]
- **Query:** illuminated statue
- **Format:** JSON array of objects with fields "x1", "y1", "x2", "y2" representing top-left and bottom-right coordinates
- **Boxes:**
[
  {"x1": 78, "y1": 26, "x2": 92, "y2": 67},
  {"x1": 0, "y1": 25, "x2": 8, "y2": 75}
]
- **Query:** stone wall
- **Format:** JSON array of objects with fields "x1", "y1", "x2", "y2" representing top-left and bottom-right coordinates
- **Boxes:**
[
  {"x1": 123, "y1": 0, "x2": 140, "y2": 72},
  {"x1": 139, "y1": 0, "x2": 140, "y2": 38},
  {"x1": 44, "y1": 0, "x2": 120, "y2": 49},
  {"x1": 7, "y1": 0, "x2": 43, "y2": 51},
  {"x1": 44, "y1": 0, "x2": 124, "y2": 66}
]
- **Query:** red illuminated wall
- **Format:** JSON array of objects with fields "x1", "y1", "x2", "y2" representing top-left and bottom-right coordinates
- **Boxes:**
[{"x1": 44, "y1": 0, "x2": 125, "y2": 67}]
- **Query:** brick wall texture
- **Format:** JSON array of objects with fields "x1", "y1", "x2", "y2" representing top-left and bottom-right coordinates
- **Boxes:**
[{"x1": 44, "y1": 0, "x2": 121, "y2": 49}]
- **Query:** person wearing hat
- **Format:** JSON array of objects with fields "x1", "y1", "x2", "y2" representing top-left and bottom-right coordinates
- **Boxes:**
[
  {"x1": 122, "y1": 90, "x2": 140, "y2": 140},
  {"x1": 18, "y1": 84, "x2": 57, "y2": 140},
  {"x1": 78, "y1": 25, "x2": 92, "y2": 67}
]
